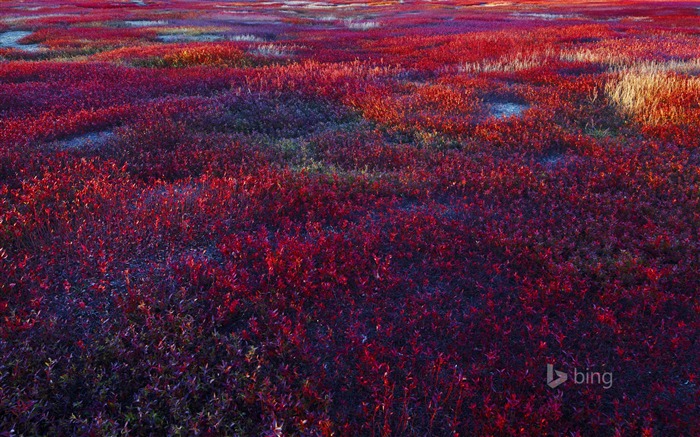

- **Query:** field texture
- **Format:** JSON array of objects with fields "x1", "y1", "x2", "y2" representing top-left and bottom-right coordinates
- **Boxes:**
[{"x1": 1, "y1": 0, "x2": 699, "y2": 435}]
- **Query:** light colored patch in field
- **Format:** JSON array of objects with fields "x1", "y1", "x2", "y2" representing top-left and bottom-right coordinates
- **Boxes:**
[
  {"x1": 335, "y1": 3, "x2": 367, "y2": 8},
  {"x1": 606, "y1": 65, "x2": 700, "y2": 125},
  {"x1": 157, "y1": 33, "x2": 224, "y2": 43},
  {"x1": 250, "y1": 43, "x2": 293, "y2": 57},
  {"x1": 125, "y1": 20, "x2": 168, "y2": 27},
  {"x1": 512, "y1": 12, "x2": 582, "y2": 20},
  {"x1": 558, "y1": 50, "x2": 699, "y2": 70},
  {"x1": 344, "y1": 19, "x2": 380, "y2": 30},
  {"x1": 52, "y1": 131, "x2": 115, "y2": 150},
  {"x1": 610, "y1": 59, "x2": 700, "y2": 75},
  {"x1": 157, "y1": 31, "x2": 265, "y2": 43},
  {"x1": 2, "y1": 14, "x2": 73, "y2": 24},
  {"x1": 462, "y1": 50, "x2": 556, "y2": 73},
  {"x1": 0, "y1": 31, "x2": 41, "y2": 51},
  {"x1": 624, "y1": 16, "x2": 651, "y2": 21},
  {"x1": 560, "y1": 48, "x2": 633, "y2": 67},
  {"x1": 472, "y1": 2, "x2": 513, "y2": 7},
  {"x1": 229, "y1": 34, "x2": 264, "y2": 42},
  {"x1": 282, "y1": 1, "x2": 335, "y2": 8},
  {"x1": 273, "y1": 1, "x2": 366, "y2": 8},
  {"x1": 490, "y1": 102, "x2": 529, "y2": 119}
]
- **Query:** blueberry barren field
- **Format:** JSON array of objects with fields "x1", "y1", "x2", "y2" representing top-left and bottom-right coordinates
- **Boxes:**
[{"x1": 1, "y1": 0, "x2": 699, "y2": 435}]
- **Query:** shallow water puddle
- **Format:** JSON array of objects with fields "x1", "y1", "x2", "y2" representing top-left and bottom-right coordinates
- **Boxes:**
[
  {"x1": 125, "y1": 20, "x2": 168, "y2": 27},
  {"x1": 0, "y1": 31, "x2": 41, "y2": 51},
  {"x1": 157, "y1": 33, "x2": 224, "y2": 42},
  {"x1": 490, "y1": 102, "x2": 528, "y2": 119}
]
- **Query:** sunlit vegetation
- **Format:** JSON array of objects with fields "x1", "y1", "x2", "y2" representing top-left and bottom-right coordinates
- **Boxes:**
[{"x1": 1, "y1": 0, "x2": 699, "y2": 435}]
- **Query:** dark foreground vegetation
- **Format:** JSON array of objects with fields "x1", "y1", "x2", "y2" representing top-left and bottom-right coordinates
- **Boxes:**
[{"x1": 1, "y1": 0, "x2": 699, "y2": 435}]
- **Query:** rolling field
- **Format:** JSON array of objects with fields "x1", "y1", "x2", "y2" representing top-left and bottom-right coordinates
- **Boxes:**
[{"x1": 1, "y1": 0, "x2": 699, "y2": 435}]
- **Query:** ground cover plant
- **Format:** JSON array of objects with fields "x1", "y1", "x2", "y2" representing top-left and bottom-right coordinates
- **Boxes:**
[{"x1": 1, "y1": 0, "x2": 699, "y2": 435}]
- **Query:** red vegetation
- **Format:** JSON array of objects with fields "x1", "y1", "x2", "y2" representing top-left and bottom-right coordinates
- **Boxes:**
[{"x1": 1, "y1": 0, "x2": 699, "y2": 435}]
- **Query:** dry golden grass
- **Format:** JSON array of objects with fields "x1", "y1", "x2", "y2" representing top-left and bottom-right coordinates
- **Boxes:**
[
  {"x1": 561, "y1": 49, "x2": 700, "y2": 71},
  {"x1": 609, "y1": 59, "x2": 700, "y2": 75},
  {"x1": 605, "y1": 64, "x2": 700, "y2": 125},
  {"x1": 560, "y1": 48, "x2": 633, "y2": 67},
  {"x1": 461, "y1": 49, "x2": 557, "y2": 73}
]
